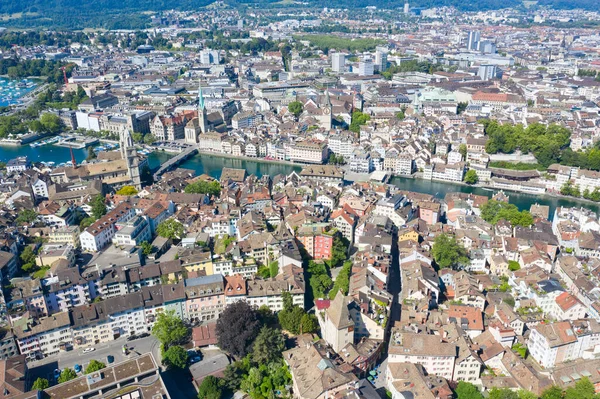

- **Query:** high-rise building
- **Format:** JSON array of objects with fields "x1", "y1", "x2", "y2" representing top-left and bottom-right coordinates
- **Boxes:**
[
  {"x1": 467, "y1": 31, "x2": 480, "y2": 51},
  {"x1": 332, "y1": 53, "x2": 345, "y2": 73},
  {"x1": 358, "y1": 57, "x2": 374, "y2": 76},
  {"x1": 403, "y1": 1, "x2": 409, "y2": 14},
  {"x1": 478, "y1": 64, "x2": 497, "y2": 81},
  {"x1": 375, "y1": 49, "x2": 388, "y2": 72},
  {"x1": 479, "y1": 40, "x2": 497, "y2": 54}
]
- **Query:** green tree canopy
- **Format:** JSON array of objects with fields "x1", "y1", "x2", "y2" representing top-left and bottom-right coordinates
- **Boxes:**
[
  {"x1": 455, "y1": 381, "x2": 483, "y2": 399},
  {"x1": 197, "y1": 375, "x2": 224, "y2": 399},
  {"x1": 432, "y1": 234, "x2": 469, "y2": 269},
  {"x1": 90, "y1": 194, "x2": 107, "y2": 219},
  {"x1": 156, "y1": 219, "x2": 185, "y2": 240},
  {"x1": 84, "y1": 359, "x2": 106, "y2": 374},
  {"x1": 489, "y1": 388, "x2": 518, "y2": 399},
  {"x1": 162, "y1": 345, "x2": 188, "y2": 369},
  {"x1": 140, "y1": 241, "x2": 154, "y2": 256},
  {"x1": 116, "y1": 185, "x2": 138, "y2": 196},
  {"x1": 31, "y1": 377, "x2": 49, "y2": 390},
  {"x1": 288, "y1": 101, "x2": 303, "y2": 118},
  {"x1": 151, "y1": 310, "x2": 189, "y2": 348},
  {"x1": 16, "y1": 209, "x2": 37, "y2": 224},
  {"x1": 541, "y1": 386, "x2": 564, "y2": 399},
  {"x1": 252, "y1": 326, "x2": 285, "y2": 364},
  {"x1": 184, "y1": 180, "x2": 221, "y2": 196},
  {"x1": 58, "y1": 368, "x2": 77, "y2": 383},
  {"x1": 480, "y1": 200, "x2": 534, "y2": 227},
  {"x1": 464, "y1": 169, "x2": 479, "y2": 184},
  {"x1": 564, "y1": 377, "x2": 597, "y2": 399}
]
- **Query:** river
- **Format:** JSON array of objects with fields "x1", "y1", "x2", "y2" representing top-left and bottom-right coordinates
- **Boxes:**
[{"x1": 1, "y1": 144, "x2": 597, "y2": 218}]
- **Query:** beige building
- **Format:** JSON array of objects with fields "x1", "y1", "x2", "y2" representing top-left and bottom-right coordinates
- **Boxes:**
[
  {"x1": 290, "y1": 141, "x2": 328, "y2": 164},
  {"x1": 317, "y1": 291, "x2": 354, "y2": 353},
  {"x1": 48, "y1": 226, "x2": 81, "y2": 247}
]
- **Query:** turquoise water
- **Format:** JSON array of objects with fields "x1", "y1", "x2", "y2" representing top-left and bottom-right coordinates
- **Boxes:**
[
  {"x1": 1, "y1": 143, "x2": 598, "y2": 217},
  {"x1": 0, "y1": 78, "x2": 38, "y2": 107}
]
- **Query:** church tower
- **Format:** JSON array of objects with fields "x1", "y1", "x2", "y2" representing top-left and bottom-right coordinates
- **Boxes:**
[
  {"x1": 323, "y1": 90, "x2": 333, "y2": 130},
  {"x1": 120, "y1": 129, "x2": 142, "y2": 190},
  {"x1": 198, "y1": 83, "x2": 208, "y2": 134}
]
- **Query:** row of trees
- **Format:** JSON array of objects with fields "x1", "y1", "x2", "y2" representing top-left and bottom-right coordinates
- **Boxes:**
[{"x1": 560, "y1": 181, "x2": 600, "y2": 202}]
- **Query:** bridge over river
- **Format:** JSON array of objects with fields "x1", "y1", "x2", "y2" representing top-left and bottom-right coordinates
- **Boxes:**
[{"x1": 152, "y1": 145, "x2": 198, "y2": 181}]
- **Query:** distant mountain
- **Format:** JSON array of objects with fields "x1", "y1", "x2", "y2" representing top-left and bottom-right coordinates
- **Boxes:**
[{"x1": 0, "y1": 0, "x2": 597, "y2": 29}]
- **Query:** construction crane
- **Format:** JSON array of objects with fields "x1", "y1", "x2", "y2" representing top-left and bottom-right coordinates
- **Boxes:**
[{"x1": 60, "y1": 66, "x2": 69, "y2": 86}]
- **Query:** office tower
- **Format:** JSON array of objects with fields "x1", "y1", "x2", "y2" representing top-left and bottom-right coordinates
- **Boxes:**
[
  {"x1": 332, "y1": 53, "x2": 345, "y2": 73},
  {"x1": 467, "y1": 31, "x2": 480, "y2": 51},
  {"x1": 358, "y1": 58, "x2": 374, "y2": 76},
  {"x1": 403, "y1": 1, "x2": 409, "y2": 14},
  {"x1": 375, "y1": 49, "x2": 388, "y2": 72},
  {"x1": 479, "y1": 40, "x2": 497, "y2": 54},
  {"x1": 478, "y1": 64, "x2": 497, "y2": 81}
]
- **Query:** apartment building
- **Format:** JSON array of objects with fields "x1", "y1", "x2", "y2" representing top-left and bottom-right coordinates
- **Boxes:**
[
  {"x1": 388, "y1": 331, "x2": 456, "y2": 380},
  {"x1": 290, "y1": 141, "x2": 328, "y2": 164},
  {"x1": 80, "y1": 202, "x2": 136, "y2": 252}
]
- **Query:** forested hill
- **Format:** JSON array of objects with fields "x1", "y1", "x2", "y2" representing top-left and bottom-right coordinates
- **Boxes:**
[{"x1": 0, "y1": 0, "x2": 597, "y2": 29}]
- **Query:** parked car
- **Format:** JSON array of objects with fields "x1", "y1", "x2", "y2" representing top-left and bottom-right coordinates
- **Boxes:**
[
  {"x1": 127, "y1": 335, "x2": 138, "y2": 341},
  {"x1": 83, "y1": 347, "x2": 95, "y2": 353}
]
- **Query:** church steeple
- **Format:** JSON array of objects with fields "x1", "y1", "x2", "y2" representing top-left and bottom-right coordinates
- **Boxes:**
[{"x1": 198, "y1": 82, "x2": 207, "y2": 134}]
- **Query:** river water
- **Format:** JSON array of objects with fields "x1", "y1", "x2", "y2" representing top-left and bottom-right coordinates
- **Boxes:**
[{"x1": 1, "y1": 145, "x2": 597, "y2": 218}]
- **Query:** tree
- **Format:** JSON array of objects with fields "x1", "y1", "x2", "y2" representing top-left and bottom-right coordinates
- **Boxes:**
[
  {"x1": 184, "y1": 180, "x2": 221, "y2": 196},
  {"x1": 144, "y1": 134, "x2": 156, "y2": 145},
  {"x1": 151, "y1": 310, "x2": 189, "y2": 348},
  {"x1": 15, "y1": 209, "x2": 37, "y2": 224},
  {"x1": 40, "y1": 113, "x2": 62, "y2": 133},
  {"x1": 300, "y1": 313, "x2": 318, "y2": 333},
  {"x1": 480, "y1": 200, "x2": 533, "y2": 227},
  {"x1": 20, "y1": 245, "x2": 36, "y2": 265},
  {"x1": 489, "y1": 388, "x2": 518, "y2": 399},
  {"x1": 288, "y1": 101, "x2": 303, "y2": 118},
  {"x1": 132, "y1": 132, "x2": 144, "y2": 143},
  {"x1": 432, "y1": 234, "x2": 469, "y2": 269},
  {"x1": 517, "y1": 390, "x2": 537, "y2": 399},
  {"x1": 395, "y1": 109, "x2": 405, "y2": 120},
  {"x1": 91, "y1": 194, "x2": 107, "y2": 219},
  {"x1": 216, "y1": 301, "x2": 261, "y2": 358},
  {"x1": 84, "y1": 359, "x2": 106, "y2": 374},
  {"x1": 349, "y1": 110, "x2": 370, "y2": 133},
  {"x1": 86, "y1": 146, "x2": 96, "y2": 161},
  {"x1": 455, "y1": 381, "x2": 483, "y2": 399},
  {"x1": 464, "y1": 169, "x2": 479, "y2": 184},
  {"x1": 162, "y1": 345, "x2": 188, "y2": 369},
  {"x1": 197, "y1": 375, "x2": 224, "y2": 399},
  {"x1": 31, "y1": 377, "x2": 49, "y2": 390},
  {"x1": 80, "y1": 217, "x2": 95, "y2": 230},
  {"x1": 459, "y1": 143, "x2": 467, "y2": 159},
  {"x1": 541, "y1": 386, "x2": 564, "y2": 399},
  {"x1": 58, "y1": 368, "x2": 77, "y2": 383},
  {"x1": 508, "y1": 261, "x2": 521, "y2": 272},
  {"x1": 116, "y1": 185, "x2": 138, "y2": 196},
  {"x1": 329, "y1": 261, "x2": 352, "y2": 299},
  {"x1": 269, "y1": 261, "x2": 279, "y2": 278},
  {"x1": 564, "y1": 377, "x2": 596, "y2": 399},
  {"x1": 252, "y1": 326, "x2": 285, "y2": 364},
  {"x1": 156, "y1": 219, "x2": 185, "y2": 240},
  {"x1": 330, "y1": 236, "x2": 348, "y2": 267},
  {"x1": 140, "y1": 241, "x2": 154, "y2": 256}
]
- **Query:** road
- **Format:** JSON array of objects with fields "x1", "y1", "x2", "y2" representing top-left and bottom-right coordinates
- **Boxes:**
[{"x1": 28, "y1": 335, "x2": 161, "y2": 385}]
